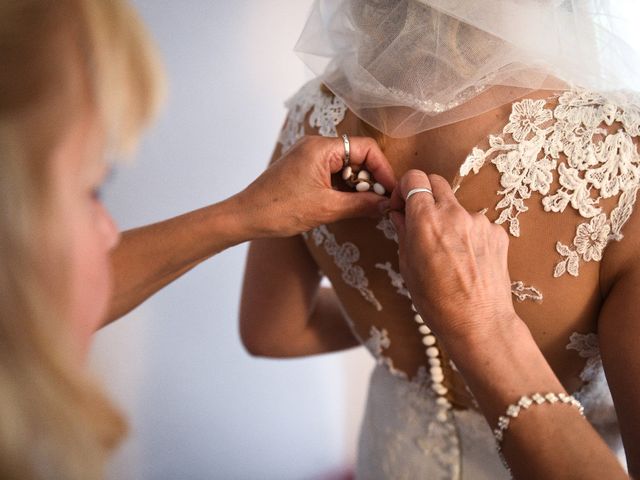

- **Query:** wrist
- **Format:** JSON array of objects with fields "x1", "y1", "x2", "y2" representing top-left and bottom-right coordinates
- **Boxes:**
[
  {"x1": 440, "y1": 310, "x2": 529, "y2": 357},
  {"x1": 211, "y1": 194, "x2": 263, "y2": 245},
  {"x1": 443, "y1": 315, "x2": 565, "y2": 419}
]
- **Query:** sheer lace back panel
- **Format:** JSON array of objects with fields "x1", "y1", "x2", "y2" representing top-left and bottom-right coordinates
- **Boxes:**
[{"x1": 278, "y1": 80, "x2": 638, "y2": 463}]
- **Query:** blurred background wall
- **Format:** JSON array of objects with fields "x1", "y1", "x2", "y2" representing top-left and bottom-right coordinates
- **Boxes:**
[{"x1": 89, "y1": 1, "x2": 373, "y2": 479}]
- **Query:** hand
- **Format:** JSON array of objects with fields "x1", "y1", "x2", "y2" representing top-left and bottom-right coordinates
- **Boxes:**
[
  {"x1": 237, "y1": 135, "x2": 396, "y2": 237},
  {"x1": 389, "y1": 169, "x2": 521, "y2": 346}
]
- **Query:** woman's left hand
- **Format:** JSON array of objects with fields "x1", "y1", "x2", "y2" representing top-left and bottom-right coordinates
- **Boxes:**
[{"x1": 389, "y1": 169, "x2": 521, "y2": 346}]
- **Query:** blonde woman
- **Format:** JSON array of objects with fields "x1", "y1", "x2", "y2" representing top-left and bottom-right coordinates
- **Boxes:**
[
  {"x1": 0, "y1": 1, "x2": 395, "y2": 478},
  {"x1": 241, "y1": 0, "x2": 640, "y2": 478}
]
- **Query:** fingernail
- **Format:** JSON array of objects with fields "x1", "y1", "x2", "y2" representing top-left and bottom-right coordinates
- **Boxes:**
[{"x1": 377, "y1": 199, "x2": 391, "y2": 214}]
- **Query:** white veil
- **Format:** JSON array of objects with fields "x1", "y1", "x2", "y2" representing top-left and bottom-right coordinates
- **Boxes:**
[{"x1": 294, "y1": 0, "x2": 640, "y2": 137}]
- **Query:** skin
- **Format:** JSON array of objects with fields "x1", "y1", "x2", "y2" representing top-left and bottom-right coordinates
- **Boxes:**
[
  {"x1": 241, "y1": 93, "x2": 640, "y2": 478},
  {"x1": 44, "y1": 42, "x2": 399, "y2": 357},
  {"x1": 105, "y1": 134, "x2": 396, "y2": 325},
  {"x1": 46, "y1": 96, "x2": 119, "y2": 360},
  {"x1": 391, "y1": 170, "x2": 631, "y2": 479}
]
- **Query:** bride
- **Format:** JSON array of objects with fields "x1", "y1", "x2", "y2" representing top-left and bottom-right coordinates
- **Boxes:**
[{"x1": 240, "y1": 0, "x2": 640, "y2": 477}]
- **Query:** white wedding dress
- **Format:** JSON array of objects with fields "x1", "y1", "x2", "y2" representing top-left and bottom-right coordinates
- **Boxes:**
[{"x1": 278, "y1": 78, "x2": 634, "y2": 479}]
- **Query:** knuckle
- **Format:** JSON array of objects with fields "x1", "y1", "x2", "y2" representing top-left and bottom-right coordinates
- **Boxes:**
[
  {"x1": 428, "y1": 174, "x2": 447, "y2": 188},
  {"x1": 471, "y1": 211, "x2": 490, "y2": 225},
  {"x1": 299, "y1": 135, "x2": 311, "y2": 145},
  {"x1": 449, "y1": 206, "x2": 470, "y2": 224},
  {"x1": 404, "y1": 169, "x2": 428, "y2": 183},
  {"x1": 363, "y1": 136, "x2": 377, "y2": 149},
  {"x1": 401, "y1": 169, "x2": 429, "y2": 192},
  {"x1": 493, "y1": 224, "x2": 509, "y2": 243},
  {"x1": 297, "y1": 135, "x2": 313, "y2": 151}
]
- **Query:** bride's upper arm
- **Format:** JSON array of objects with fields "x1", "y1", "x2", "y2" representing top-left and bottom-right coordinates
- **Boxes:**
[
  {"x1": 598, "y1": 201, "x2": 640, "y2": 476},
  {"x1": 240, "y1": 83, "x2": 355, "y2": 356},
  {"x1": 239, "y1": 123, "x2": 323, "y2": 354}
]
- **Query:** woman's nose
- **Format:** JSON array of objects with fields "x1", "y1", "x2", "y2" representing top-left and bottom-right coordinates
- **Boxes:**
[{"x1": 98, "y1": 203, "x2": 120, "y2": 250}]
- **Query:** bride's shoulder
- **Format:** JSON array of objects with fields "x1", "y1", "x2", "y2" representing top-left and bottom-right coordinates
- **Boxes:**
[
  {"x1": 278, "y1": 79, "x2": 348, "y2": 153},
  {"x1": 455, "y1": 86, "x2": 640, "y2": 292}
]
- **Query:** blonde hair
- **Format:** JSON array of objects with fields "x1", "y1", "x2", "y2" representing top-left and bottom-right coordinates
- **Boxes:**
[{"x1": 0, "y1": 1, "x2": 164, "y2": 478}]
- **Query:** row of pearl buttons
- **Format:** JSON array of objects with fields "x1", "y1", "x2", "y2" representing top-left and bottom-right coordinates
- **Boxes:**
[
  {"x1": 411, "y1": 300, "x2": 452, "y2": 422},
  {"x1": 341, "y1": 157, "x2": 451, "y2": 422}
]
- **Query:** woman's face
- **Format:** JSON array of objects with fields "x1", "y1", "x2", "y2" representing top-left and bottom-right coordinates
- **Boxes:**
[{"x1": 49, "y1": 102, "x2": 120, "y2": 359}]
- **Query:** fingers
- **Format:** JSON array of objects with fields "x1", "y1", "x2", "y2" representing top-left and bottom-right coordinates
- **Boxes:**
[
  {"x1": 389, "y1": 210, "x2": 406, "y2": 244},
  {"x1": 392, "y1": 169, "x2": 435, "y2": 214},
  {"x1": 389, "y1": 180, "x2": 405, "y2": 212},
  {"x1": 428, "y1": 174, "x2": 457, "y2": 206},
  {"x1": 328, "y1": 191, "x2": 390, "y2": 221},
  {"x1": 341, "y1": 136, "x2": 397, "y2": 192},
  {"x1": 391, "y1": 170, "x2": 460, "y2": 212}
]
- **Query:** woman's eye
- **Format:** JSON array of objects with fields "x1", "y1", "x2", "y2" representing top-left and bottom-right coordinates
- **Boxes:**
[
  {"x1": 91, "y1": 187, "x2": 103, "y2": 201},
  {"x1": 91, "y1": 166, "x2": 115, "y2": 202}
]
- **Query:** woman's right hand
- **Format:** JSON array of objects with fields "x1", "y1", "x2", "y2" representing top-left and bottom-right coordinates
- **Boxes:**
[{"x1": 234, "y1": 135, "x2": 395, "y2": 238}]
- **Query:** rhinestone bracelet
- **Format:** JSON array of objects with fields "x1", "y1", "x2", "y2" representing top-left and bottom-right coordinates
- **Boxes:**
[
  {"x1": 494, "y1": 392, "x2": 585, "y2": 446},
  {"x1": 493, "y1": 392, "x2": 585, "y2": 474}
]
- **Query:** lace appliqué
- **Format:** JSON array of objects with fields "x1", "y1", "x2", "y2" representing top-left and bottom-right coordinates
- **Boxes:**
[
  {"x1": 365, "y1": 326, "x2": 391, "y2": 357},
  {"x1": 278, "y1": 78, "x2": 348, "y2": 153},
  {"x1": 358, "y1": 364, "x2": 461, "y2": 480},
  {"x1": 510, "y1": 281, "x2": 543, "y2": 302},
  {"x1": 311, "y1": 225, "x2": 382, "y2": 311},
  {"x1": 459, "y1": 90, "x2": 640, "y2": 278},
  {"x1": 364, "y1": 326, "x2": 410, "y2": 380},
  {"x1": 376, "y1": 216, "x2": 399, "y2": 243},
  {"x1": 375, "y1": 262, "x2": 411, "y2": 299},
  {"x1": 565, "y1": 332, "x2": 617, "y2": 433}
]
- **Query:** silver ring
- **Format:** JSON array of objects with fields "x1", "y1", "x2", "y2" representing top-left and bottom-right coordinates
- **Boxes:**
[
  {"x1": 341, "y1": 133, "x2": 350, "y2": 168},
  {"x1": 405, "y1": 187, "x2": 434, "y2": 202}
]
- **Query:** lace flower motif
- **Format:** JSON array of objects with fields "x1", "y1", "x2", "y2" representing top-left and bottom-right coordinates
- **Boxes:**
[
  {"x1": 459, "y1": 147, "x2": 487, "y2": 176},
  {"x1": 375, "y1": 262, "x2": 411, "y2": 299},
  {"x1": 279, "y1": 78, "x2": 347, "y2": 153},
  {"x1": 459, "y1": 88, "x2": 640, "y2": 278},
  {"x1": 376, "y1": 216, "x2": 399, "y2": 243},
  {"x1": 365, "y1": 326, "x2": 391, "y2": 357},
  {"x1": 574, "y1": 213, "x2": 610, "y2": 262},
  {"x1": 503, "y1": 98, "x2": 553, "y2": 142},
  {"x1": 311, "y1": 225, "x2": 382, "y2": 311}
]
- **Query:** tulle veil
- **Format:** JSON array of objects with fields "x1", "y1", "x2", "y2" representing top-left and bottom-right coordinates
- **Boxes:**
[{"x1": 294, "y1": 0, "x2": 640, "y2": 137}]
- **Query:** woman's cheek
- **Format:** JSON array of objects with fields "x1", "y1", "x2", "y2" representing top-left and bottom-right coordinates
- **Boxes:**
[{"x1": 67, "y1": 204, "x2": 115, "y2": 358}]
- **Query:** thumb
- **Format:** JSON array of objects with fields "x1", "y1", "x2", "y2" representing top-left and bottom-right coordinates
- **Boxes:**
[
  {"x1": 389, "y1": 210, "x2": 406, "y2": 245},
  {"x1": 328, "y1": 191, "x2": 389, "y2": 220}
]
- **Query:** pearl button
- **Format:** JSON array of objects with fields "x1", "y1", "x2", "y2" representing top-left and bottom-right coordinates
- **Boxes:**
[
  {"x1": 436, "y1": 397, "x2": 450, "y2": 406},
  {"x1": 433, "y1": 384, "x2": 448, "y2": 395},
  {"x1": 357, "y1": 170, "x2": 371, "y2": 181},
  {"x1": 422, "y1": 335, "x2": 436, "y2": 346},
  {"x1": 356, "y1": 181, "x2": 371, "y2": 192},
  {"x1": 418, "y1": 325, "x2": 431, "y2": 335},
  {"x1": 428, "y1": 358, "x2": 441, "y2": 367},
  {"x1": 341, "y1": 166, "x2": 353, "y2": 181},
  {"x1": 414, "y1": 314, "x2": 424, "y2": 324},
  {"x1": 410, "y1": 303, "x2": 417, "y2": 312},
  {"x1": 373, "y1": 182, "x2": 386, "y2": 195},
  {"x1": 432, "y1": 373, "x2": 445, "y2": 383},
  {"x1": 418, "y1": 324, "x2": 431, "y2": 335},
  {"x1": 426, "y1": 346, "x2": 439, "y2": 357},
  {"x1": 430, "y1": 366, "x2": 443, "y2": 376}
]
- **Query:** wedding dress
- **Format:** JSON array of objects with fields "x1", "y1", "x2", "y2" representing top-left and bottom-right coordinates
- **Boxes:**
[
  {"x1": 277, "y1": 77, "x2": 636, "y2": 478},
  {"x1": 271, "y1": 0, "x2": 640, "y2": 476}
]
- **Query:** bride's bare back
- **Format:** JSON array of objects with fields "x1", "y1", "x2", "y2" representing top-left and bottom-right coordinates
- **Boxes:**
[
  {"x1": 240, "y1": 80, "x2": 640, "y2": 471},
  {"x1": 283, "y1": 82, "x2": 638, "y2": 410}
]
